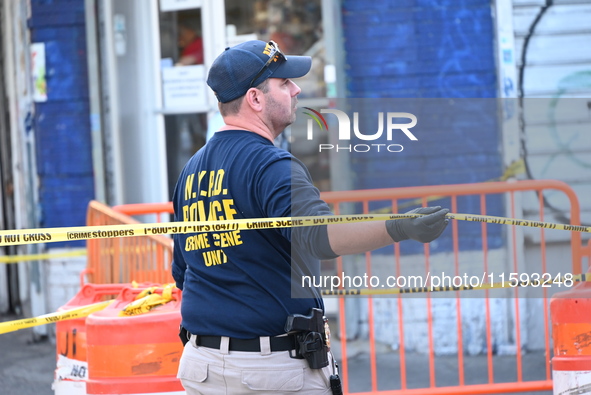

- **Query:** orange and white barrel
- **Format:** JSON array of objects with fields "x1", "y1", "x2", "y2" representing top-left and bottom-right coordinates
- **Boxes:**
[
  {"x1": 53, "y1": 283, "x2": 130, "y2": 395},
  {"x1": 550, "y1": 279, "x2": 591, "y2": 394},
  {"x1": 85, "y1": 285, "x2": 185, "y2": 395}
]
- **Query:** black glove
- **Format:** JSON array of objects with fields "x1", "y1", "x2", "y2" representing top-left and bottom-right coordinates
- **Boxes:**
[{"x1": 386, "y1": 206, "x2": 449, "y2": 243}]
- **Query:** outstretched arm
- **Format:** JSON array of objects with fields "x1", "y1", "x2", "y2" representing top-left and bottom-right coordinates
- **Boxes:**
[
  {"x1": 327, "y1": 206, "x2": 449, "y2": 256},
  {"x1": 327, "y1": 221, "x2": 393, "y2": 256}
]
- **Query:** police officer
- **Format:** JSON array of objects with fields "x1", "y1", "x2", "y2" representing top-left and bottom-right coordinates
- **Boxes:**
[{"x1": 172, "y1": 40, "x2": 449, "y2": 394}]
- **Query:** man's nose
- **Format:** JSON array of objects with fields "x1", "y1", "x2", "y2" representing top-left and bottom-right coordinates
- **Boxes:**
[{"x1": 290, "y1": 80, "x2": 302, "y2": 96}]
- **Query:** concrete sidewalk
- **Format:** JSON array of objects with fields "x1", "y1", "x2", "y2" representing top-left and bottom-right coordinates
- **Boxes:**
[
  {"x1": 0, "y1": 316, "x2": 55, "y2": 395},
  {"x1": 0, "y1": 315, "x2": 552, "y2": 395},
  {"x1": 331, "y1": 338, "x2": 552, "y2": 395}
]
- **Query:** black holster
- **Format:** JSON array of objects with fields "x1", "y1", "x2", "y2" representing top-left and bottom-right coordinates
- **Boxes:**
[
  {"x1": 179, "y1": 325, "x2": 190, "y2": 346},
  {"x1": 285, "y1": 308, "x2": 329, "y2": 369}
]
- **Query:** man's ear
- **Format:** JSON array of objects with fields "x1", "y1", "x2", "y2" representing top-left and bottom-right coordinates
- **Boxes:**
[{"x1": 244, "y1": 87, "x2": 264, "y2": 113}]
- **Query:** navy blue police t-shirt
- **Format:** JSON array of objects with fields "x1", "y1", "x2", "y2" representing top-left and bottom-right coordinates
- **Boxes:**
[{"x1": 172, "y1": 130, "x2": 337, "y2": 338}]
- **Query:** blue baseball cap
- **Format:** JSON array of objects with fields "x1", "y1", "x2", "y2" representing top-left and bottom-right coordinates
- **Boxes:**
[{"x1": 207, "y1": 40, "x2": 312, "y2": 103}]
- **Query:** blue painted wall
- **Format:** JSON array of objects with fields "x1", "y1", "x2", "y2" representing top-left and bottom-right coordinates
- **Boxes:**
[
  {"x1": 29, "y1": 0, "x2": 94, "y2": 247},
  {"x1": 341, "y1": 0, "x2": 503, "y2": 253}
]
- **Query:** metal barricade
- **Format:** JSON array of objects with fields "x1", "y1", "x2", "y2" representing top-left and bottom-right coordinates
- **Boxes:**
[
  {"x1": 321, "y1": 179, "x2": 583, "y2": 394},
  {"x1": 84, "y1": 180, "x2": 587, "y2": 394},
  {"x1": 83, "y1": 200, "x2": 173, "y2": 285},
  {"x1": 583, "y1": 239, "x2": 591, "y2": 271}
]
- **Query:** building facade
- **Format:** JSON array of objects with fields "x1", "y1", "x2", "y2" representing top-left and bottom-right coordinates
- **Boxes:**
[{"x1": 0, "y1": 0, "x2": 589, "y2": 352}]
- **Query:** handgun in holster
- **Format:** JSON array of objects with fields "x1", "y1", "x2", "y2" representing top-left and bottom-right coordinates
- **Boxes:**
[
  {"x1": 285, "y1": 308, "x2": 342, "y2": 394},
  {"x1": 285, "y1": 308, "x2": 329, "y2": 369},
  {"x1": 179, "y1": 325, "x2": 190, "y2": 346}
]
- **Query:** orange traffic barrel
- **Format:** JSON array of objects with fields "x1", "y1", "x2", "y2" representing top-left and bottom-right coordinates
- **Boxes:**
[
  {"x1": 85, "y1": 284, "x2": 184, "y2": 395},
  {"x1": 53, "y1": 283, "x2": 130, "y2": 395},
  {"x1": 550, "y1": 277, "x2": 591, "y2": 393}
]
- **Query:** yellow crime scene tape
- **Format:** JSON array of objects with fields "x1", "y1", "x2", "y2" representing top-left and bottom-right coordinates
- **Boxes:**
[
  {"x1": 322, "y1": 273, "x2": 590, "y2": 297},
  {"x1": 0, "y1": 281, "x2": 178, "y2": 333},
  {"x1": 1, "y1": 272, "x2": 588, "y2": 334},
  {"x1": 0, "y1": 203, "x2": 588, "y2": 333},
  {"x1": 0, "y1": 210, "x2": 589, "y2": 248},
  {"x1": 0, "y1": 249, "x2": 87, "y2": 264},
  {"x1": 0, "y1": 283, "x2": 177, "y2": 334},
  {"x1": 119, "y1": 283, "x2": 176, "y2": 316},
  {"x1": 0, "y1": 300, "x2": 113, "y2": 335}
]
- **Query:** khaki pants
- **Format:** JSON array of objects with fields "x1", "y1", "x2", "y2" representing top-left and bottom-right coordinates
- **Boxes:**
[{"x1": 177, "y1": 335, "x2": 333, "y2": 394}]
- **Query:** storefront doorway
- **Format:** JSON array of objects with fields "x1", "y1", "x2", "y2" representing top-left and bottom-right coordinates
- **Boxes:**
[{"x1": 97, "y1": 0, "x2": 328, "y2": 204}]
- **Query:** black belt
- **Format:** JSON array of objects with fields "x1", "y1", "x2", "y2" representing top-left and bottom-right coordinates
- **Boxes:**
[{"x1": 194, "y1": 334, "x2": 297, "y2": 352}]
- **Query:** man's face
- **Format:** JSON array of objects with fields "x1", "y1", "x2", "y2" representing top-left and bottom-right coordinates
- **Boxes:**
[{"x1": 262, "y1": 78, "x2": 301, "y2": 136}]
